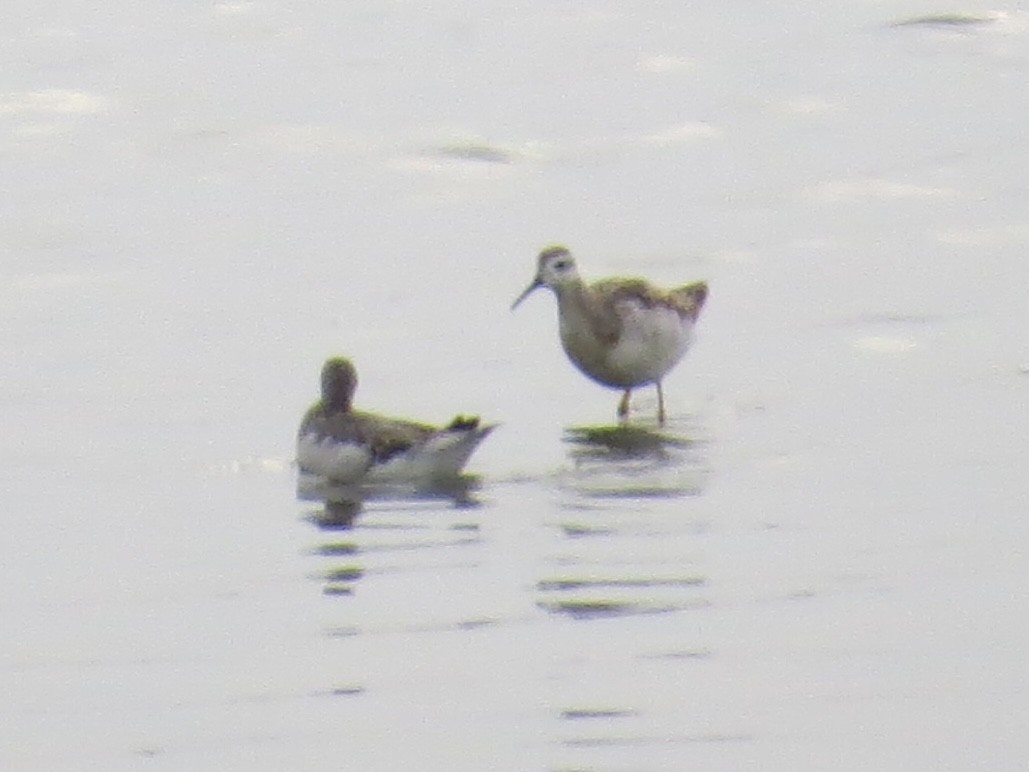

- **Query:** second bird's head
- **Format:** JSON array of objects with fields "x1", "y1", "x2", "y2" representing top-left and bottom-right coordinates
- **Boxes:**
[{"x1": 511, "y1": 245, "x2": 579, "y2": 309}]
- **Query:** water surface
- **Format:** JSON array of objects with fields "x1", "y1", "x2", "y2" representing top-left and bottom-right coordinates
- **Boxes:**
[{"x1": 2, "y1": 2, "x2": 1028, "y2": 770}]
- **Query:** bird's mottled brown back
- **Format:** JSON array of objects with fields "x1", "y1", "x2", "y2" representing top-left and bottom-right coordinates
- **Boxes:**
[
  {"x1": 595, "y1": 278, "x2": 708, "y2": 327},
  {"x1": 303, "y1": 406, "x2": 437, "y2": 461},
  {"x1": 669, "y1": 281, "x2": 708, "y2": 322}
]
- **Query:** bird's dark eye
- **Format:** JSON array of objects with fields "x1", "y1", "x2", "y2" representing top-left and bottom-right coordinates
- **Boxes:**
[{"x1": 554, "y1": 260, "x2": 569, "y2": 270}]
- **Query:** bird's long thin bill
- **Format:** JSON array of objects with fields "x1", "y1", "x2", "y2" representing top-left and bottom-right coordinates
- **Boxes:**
[{"x1": 511, "y1": 280, "x2": 542, "y2": 310}]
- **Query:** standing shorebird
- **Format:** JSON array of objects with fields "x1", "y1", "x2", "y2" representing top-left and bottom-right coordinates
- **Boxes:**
[
  {"x1": 512, "y1": 245, "x2": 708, "y2": 424},
  {"x1": 297, "y1": 357, "x2": 494, "y2": 485}
]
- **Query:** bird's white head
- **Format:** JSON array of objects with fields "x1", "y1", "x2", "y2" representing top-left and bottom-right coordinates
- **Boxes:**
[{"x1": 511, "y1": 245, "x2": 580, "y2": 309}]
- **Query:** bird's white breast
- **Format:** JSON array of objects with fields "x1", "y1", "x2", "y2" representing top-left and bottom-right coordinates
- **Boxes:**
[
  {"x1": 608, "y1": 303, "x2": 692, "y2": 384},
  {"x1": 560, "y1": 299, "x2": 693, "y2": 388},
  {"x1": 297, "y1": 428, "x2": 491, "y2": 486},
  {"x1": 296, "y1": 432, "x2": 372, "y2": 483}
]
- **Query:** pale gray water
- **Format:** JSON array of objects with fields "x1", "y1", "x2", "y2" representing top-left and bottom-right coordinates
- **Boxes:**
[{"x1": 2, "y1": 2, "x2": 1029, "y2": 770}]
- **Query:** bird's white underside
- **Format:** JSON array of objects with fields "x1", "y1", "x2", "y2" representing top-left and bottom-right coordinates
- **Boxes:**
[
  {"x1": 296, "y1": 428, "x2": 491, "y2": 485},
  {"x1": 560, "y1": 300, "x2": 694, "y2": 388}
]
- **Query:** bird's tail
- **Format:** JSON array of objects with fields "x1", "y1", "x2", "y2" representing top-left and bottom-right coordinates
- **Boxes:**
[
  {"x1": 445, "y1": 414, "x2": 482, "y2": 431},
  {"x1": 672, "y1": 281, "x2": 708, "y2": 322}
]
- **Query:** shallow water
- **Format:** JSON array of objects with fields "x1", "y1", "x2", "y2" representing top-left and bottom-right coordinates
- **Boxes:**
[{"x1": 3, "y1": 2, "x2": 1029, "y2": 770}]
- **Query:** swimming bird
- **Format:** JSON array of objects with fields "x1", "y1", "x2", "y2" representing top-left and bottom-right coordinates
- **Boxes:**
[
  {"x1": 512, "y1": 245, "x2": 708, "y2": 424},
  {"x1": 297, "y1": 357, "x2": 494, "y2": 486}
]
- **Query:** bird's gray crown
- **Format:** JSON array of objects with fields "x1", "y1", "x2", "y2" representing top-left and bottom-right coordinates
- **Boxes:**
[
  {"x1": 321, "y1": 357, "x2": 357, "y2": 410},
  {"x1": 538, "y1": 244, "x2": 572, "y2": 264}
]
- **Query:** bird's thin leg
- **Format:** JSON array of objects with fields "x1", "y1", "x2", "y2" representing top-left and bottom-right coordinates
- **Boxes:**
[
  {"x1": 617, "y1": 390, "x2": 631, "y2": 422},
  {"x1": 656, "y1": 381, "x2": 666, "y2": 425}
]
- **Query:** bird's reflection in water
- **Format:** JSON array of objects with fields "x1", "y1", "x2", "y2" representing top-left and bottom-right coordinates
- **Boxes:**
[
  {"x1": 560, "y1": 416, "x2": 708, "y2": 499},
  {"x1": 539, "y1": 415, "x2": 712, "y2": 619},
  {"x1": 298, "y1": 472, "x2": 484, "y2": 529},
  {"x1": 297, "y1": 471, "x2": 487, "y2": 597},
  {"x1": 319, "y1": 497, "x2": 363, "y2": 530}
]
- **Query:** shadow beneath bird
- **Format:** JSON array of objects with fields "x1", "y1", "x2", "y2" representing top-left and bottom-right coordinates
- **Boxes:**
[
  {"x1": 564, "y1": 423, "x2": 693, "y2": 457},
  {"x1": 559, "y1": 417, "x2": 708, "y2": 499}
]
